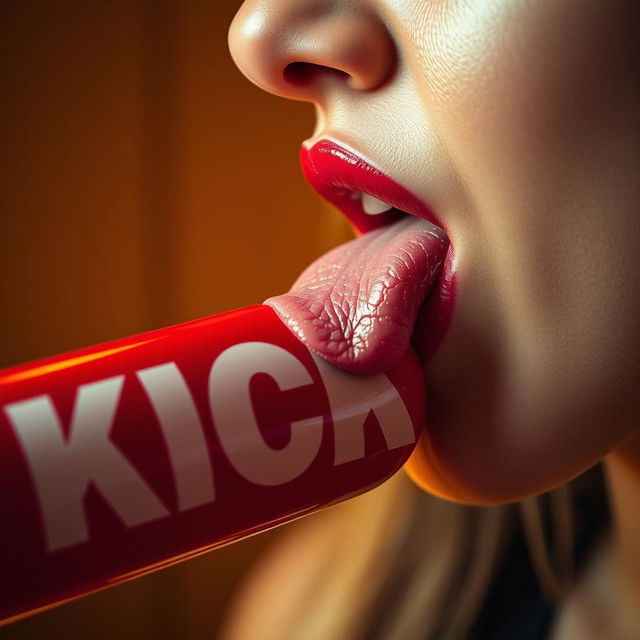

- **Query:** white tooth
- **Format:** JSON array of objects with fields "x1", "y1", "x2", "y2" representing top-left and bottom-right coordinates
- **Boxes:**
[{"x1": 362, "y1": 193, "x2": 393, "y2": 215}]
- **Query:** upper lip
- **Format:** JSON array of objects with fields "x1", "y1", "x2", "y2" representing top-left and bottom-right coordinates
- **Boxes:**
[{"x1": 300, "y1": 138, "x2": 442, "y2": 234}]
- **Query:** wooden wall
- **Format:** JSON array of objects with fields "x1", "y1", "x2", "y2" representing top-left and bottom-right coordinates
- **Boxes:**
[{"x1": 0, "y1": 1, "x2": 351, "y2": 637}]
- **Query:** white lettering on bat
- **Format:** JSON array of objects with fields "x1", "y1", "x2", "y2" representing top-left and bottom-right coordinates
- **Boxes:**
[
  {"x1": 209, "y1": 342, "x2": 324, "y2": 485},
  {"x1": 5, "y1": 377, "x2": 170, "y2": 551},
  {"x1": 137, "y1": 363, "x2": 215, "y2": 510},
  {"x1": 311, "y1": 354, "x2": 415, "y2": 465},
  {"x1": 4, "y1": 343, "x2": 414, "y2": 552}
]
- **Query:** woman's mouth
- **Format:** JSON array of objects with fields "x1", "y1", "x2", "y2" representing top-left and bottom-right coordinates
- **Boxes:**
[
  {"x1": 298, "y1": 139, "x2": 441, "y2": 234},
  {"x1": 265, "y1": 139, "x2": 456, "y2": 374}
]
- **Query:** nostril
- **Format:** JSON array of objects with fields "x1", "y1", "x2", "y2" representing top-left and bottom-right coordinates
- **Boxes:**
[
  {"x1": 230, "y1": 3, "x2": 397, "y2": 99},
  {"x1": 284, "y1": 61, "x2": 350, "y2": 87}
]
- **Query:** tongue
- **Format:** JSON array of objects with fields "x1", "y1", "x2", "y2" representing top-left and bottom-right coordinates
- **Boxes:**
[{"x1": 265, "y1": 217, "x2": 448, "y2": 375}]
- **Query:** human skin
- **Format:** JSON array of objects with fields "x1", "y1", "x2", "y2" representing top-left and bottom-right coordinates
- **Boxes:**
[{"x1": 229, "y1": 0, "x2": 640, "y2": 631}]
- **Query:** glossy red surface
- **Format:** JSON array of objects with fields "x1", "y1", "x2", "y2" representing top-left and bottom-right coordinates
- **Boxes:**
[{"x1": 0, "y1": 305, "x2": 425, "y2": 624}]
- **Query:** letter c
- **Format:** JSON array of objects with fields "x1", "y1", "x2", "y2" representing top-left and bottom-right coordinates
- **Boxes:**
[{"x1": 209, "y1": 342, "x2": 323, "y2": 486}]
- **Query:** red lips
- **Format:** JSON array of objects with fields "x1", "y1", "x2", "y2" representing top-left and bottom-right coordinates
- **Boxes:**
[
  {"x1": 300, "y1": 139, "x2": 442, "y2": 233},
  {"x1": 298, "y1": 139, "x2": 457, "y2": 367}
]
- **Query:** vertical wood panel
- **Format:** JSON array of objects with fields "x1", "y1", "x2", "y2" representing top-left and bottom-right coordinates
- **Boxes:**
[
  {"x1": 0, "y1": 1, "x2": 150, "y2": 366},
  {"x1": 140, "y1": 0, "x2": 181, "y2": 329},
  {"x1": 169, "y1": 0, "x2": 324, "y2": 322},
  {"x1": 0, "y1": 0, "x2": 353, "y2": 637}
]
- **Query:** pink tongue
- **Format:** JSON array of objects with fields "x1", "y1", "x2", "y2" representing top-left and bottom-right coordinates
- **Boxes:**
[{"x1": 265, "y1": 217, "x2": 448, "y2": 375}]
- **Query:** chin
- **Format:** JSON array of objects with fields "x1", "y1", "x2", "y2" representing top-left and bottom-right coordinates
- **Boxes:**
[
  {"x1": 404, "y1": 418, "x2": 576, "y2": 506},
  {"x1": 404, "y1": 336, "x2": 622, "y2": 505}
]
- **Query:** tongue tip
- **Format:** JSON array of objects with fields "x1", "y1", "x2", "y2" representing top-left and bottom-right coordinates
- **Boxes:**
[
  {"x1": 264, "y1": 216, "x2": 448, "y2": 377},
  {"x1": 264, "y1": 297, "x2": 410, "y2": 375}
]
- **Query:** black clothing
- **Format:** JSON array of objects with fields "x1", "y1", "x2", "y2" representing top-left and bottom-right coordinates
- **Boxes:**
[{"x1": 470, "y1": 467, "x2": 608, "y2": 640}]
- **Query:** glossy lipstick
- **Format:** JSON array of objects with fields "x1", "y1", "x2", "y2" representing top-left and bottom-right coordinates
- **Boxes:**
[{"x1": 300, "y1": 139, "x2": 457, "y2": 364}]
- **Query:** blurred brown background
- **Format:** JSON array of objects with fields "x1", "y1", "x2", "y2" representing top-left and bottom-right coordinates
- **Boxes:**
[{"x1": 0, "y1": 0, "x2": 351, "y2": 637}]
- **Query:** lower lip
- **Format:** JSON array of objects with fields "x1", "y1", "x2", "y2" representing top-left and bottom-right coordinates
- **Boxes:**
[{"x1": 300, "y1": 139, "x2": 457, "y2": 365}]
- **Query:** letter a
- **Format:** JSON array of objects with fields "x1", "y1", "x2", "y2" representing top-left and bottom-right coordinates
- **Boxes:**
[{"x1": 311, "y1": 354, "x2": 416, "y2": 465}]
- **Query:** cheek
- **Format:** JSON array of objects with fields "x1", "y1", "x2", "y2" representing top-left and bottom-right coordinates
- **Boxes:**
[
  {"x1": 401, "y1": 0, "x2": 640, "y2": 502},
  {"x1": 407, "y1": 266, "x2": 640, "y2": 506},
  {"x1": 411, "y1": 0, "x2": 638, "y2": 190}
]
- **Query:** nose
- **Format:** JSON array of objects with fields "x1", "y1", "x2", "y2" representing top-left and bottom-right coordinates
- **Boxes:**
[{"x1": 228, "y1": 0, "x2": 396, "y2": 101}]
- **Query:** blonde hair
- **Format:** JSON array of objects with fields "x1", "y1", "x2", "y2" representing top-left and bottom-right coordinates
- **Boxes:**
[{"x1": 221, "y1": 469, "x2": 591, "y2": 640}]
